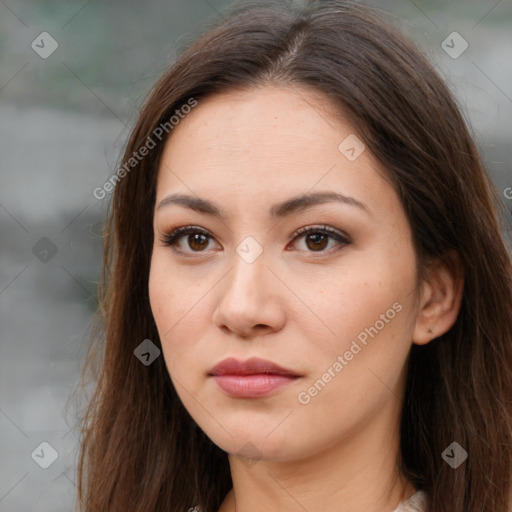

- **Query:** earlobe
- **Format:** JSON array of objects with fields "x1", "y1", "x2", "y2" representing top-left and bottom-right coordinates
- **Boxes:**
[{"x1": 412, "y1": 251, "x2": 465, "y2": 346}]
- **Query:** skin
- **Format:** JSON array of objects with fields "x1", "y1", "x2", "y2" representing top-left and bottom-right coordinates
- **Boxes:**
[{"x1": 148, "y1": 85, "x2": 464, "y2": 512}]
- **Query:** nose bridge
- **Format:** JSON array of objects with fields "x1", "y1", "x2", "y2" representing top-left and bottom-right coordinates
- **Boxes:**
[{"x1": 227, "y1": 235, "x2": 268, "y2": 299}]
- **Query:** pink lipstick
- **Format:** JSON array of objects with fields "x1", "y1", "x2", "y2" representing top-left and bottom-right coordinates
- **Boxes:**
[{"x1": 209, "y1": 357, "x2": 301, "y2": 398}]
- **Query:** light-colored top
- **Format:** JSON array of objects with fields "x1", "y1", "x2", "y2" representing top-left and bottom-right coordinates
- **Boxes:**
[
  {"x1": 392, "y1": 490, "x2": 428, "y2": 512},
  {"x1": 191, "y1": 490, "x2": 428, "y2": 512}
]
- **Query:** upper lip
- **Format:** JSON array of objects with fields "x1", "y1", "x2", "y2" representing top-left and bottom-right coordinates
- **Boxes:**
[{"x1": 209, "y1": 357, "x2": 300, "y2": 377}]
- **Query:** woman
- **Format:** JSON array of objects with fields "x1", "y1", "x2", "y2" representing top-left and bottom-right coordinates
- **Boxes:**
[{"x1": 76, "y1": 1, "x2": 512, "y2": 511}]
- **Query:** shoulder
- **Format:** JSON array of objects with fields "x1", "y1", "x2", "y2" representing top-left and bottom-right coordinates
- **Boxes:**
[{"x1": 393, "y1": 490, "x2": 428, "y2": 512}]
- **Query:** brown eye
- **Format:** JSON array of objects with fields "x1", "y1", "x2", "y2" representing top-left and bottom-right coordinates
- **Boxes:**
[
  {"x1": 159, "y1": 224, "x2": 351, "y2": 257},
  {"x1": 304, "y1": 233, "x2": 330, "y2": 251},
  {"x1": 159, "y1": 226, "x2": 218, "y2": 253},
  {"x1": 290, "y1": 225, "x2": 351, "y2": 255},
  {"x1": 187, "y1": 233, "x2": 210, "y2": 251}
]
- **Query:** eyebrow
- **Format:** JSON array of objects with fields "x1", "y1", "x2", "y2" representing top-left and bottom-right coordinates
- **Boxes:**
[{"x1": 155, "y1": 191, "x2": 373, "y2": 219}]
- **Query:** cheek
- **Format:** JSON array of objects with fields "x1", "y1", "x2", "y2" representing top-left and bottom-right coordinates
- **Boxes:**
[
  {"x1": 300, "y1": 247, "x2": 417, "y2": 384},
  {"x1": 148, "y1": 258, "x2": 185, "y2": 366},
  {"x1": 148, "y1": 254, "x2": 209, "y2": 382},
  {"x1": 148, "y1": 254, "x2": 193, "y2": 331},
  {"x1": 308, "y1": 268, "x2": 398, "y2": 345}
]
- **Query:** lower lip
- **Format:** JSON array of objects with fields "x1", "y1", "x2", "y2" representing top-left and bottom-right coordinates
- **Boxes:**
[{"x1": 211, "y1": 374, "x2": 299, "y2": 398}]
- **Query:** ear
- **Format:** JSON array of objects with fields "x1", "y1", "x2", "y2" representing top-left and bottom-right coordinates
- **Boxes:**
[{"x1": 412, "y1": 250, "x2": 465, "y2": 345}]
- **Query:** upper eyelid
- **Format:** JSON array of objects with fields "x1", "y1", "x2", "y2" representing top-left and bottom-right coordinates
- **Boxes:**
[
  {"x1": 293, "y1": 224, "x2": 348, "y2": 238},
  {"x1": 162, "y1": 224, "x2": 347, "y2": 239},
  {"x1": 160, "y1": 224, "x2": 350, "y2": 250}
]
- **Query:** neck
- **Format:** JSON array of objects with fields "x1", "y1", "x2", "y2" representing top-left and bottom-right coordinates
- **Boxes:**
[{"x1": 218, "y1": 408, "x2": 415, "y2": 512}]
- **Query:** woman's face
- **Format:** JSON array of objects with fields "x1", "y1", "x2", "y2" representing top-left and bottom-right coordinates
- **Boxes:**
[{"x1": 149, "y1": 85, "x2": 420, "y2": 461}]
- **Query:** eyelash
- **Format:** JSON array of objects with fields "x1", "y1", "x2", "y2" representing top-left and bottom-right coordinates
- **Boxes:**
[{"x1": 158, "y1": 224, "x2": 351, "y2": 257}]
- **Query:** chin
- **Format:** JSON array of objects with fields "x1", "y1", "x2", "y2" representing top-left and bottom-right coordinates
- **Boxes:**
[{"x1": 199, "y1": 420, "x2": 300, "y2": 461}]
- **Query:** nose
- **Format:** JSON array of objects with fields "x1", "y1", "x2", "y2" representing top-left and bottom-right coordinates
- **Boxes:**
[{"x1": 211, "y1": 248, "x2": 286, "y2": 339}]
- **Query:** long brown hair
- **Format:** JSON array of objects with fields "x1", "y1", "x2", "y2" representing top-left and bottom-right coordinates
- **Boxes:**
[{"x1": 76, "y1": 1, "x2": 512, "y2": 511}]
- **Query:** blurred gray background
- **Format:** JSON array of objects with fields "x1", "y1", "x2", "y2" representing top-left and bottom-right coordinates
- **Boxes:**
[{"x1": 1, "y1": 0, "x2": 511, "y2": 510}]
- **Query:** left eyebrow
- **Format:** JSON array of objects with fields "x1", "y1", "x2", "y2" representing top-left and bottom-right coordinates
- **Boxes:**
[{"x1": 155, "y1": 190, "x2": 373, "y2": 220}]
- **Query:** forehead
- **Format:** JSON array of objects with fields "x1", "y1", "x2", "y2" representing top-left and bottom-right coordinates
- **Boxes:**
[
  {"x1": 155, "y1": 85, "x2": 401, "y2": 223},
  {"x1": 159, "y1": 85, "x2": 352, "y2": 166}
]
